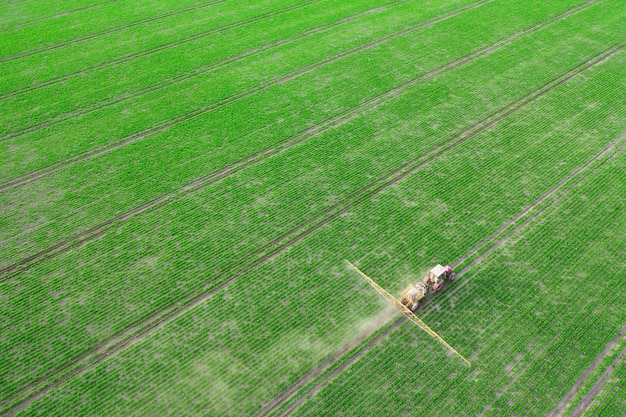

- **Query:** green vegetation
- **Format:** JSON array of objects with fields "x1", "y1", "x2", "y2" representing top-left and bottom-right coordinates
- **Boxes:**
[{"x1": 1, "y1": 0, "x2": 625, "y2": 415}]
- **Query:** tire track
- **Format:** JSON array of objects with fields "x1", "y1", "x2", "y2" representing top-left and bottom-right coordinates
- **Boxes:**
[
  {"x1": 268, "y1": 130, "x2": 626, "y2": 417},
  {"x1": 0, "y1": 1, "x2": 403, "y2": 142},
  {"x1": 1, "y1": 8, "x2": 607, "y2": 281},
  {"x1": 0, "y1": 0, "x2": 122, "y2": 34},
  {"x1": 0, "y1": 0, "x2": 325, "y2": 99},
  {"x1": 0, "y1": 0, "x2": 494, "y2": 189},
  {"x1": 569, "y1": 342, "x2": 626, "y2": 416},
  {"x1": 548, "y1": 324, "x2": 626, "y2": 417},
  {"x1": 0, "y1": 0, "x2": 229, "y2": 62},
  {"x1": 476, "y1": 291, "x2": 624, "y2": 417},
  {"x1": 457, "y1": 129, "x2": 626, "y2": 277},
  {"x1": 270, "y1": 316, "x2": 407, "y2": 417},
  {"x1": 0, "y1": 0, "x2": 30, "y2": 7},
  {"x1": 4, "y1": 34, "x2": 620, "y2": 417},
  {"x1": 478, "y1": 257, "x2": 626, "y2": 417},
  {"x1": 0, "y1": 0, "x2": 596, "y2": 192}
]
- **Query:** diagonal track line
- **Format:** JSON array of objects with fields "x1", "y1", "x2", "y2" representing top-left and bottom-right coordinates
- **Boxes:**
[
  {"x1": 269, "y1": 130, "x2": 626, "y2": 417},
  {"x1": 0, "y1": 0, "x2": 229, "y2": 62},
  {"x1": 457, "y1": 130, "x2": 626, "y2": 276},
  {"x1": 0, "y1": 6, "x2": 609, "y2": 282},
  {"x1": 569, "y1": 343, "x2": 626, "y2": 416},
  {"x1": 4, "y1": 36, "x2": 620, "y2": 417},
  {"x1": 476, "y1": 271, "x2": 626, "y2": 417},
  {"x1": 0, "y1": 1, "x2": 406, "y2": 142},
  {"x1": 548, "y1": 324, "x2": 626, "y2": 417},
  {"x1": 0, "y1": 0, "x2": 496, "y2": 189},
  {"x1": 0, "y1": 0, "x2": 122, "y2": 34},
  {"x1": 0, "y1": 0, "x2": 325, "y2": 99}
]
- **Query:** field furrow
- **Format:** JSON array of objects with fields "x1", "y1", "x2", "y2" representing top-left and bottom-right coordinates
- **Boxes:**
[
  {"x1": 3, "y1": 23, "x2": 626, "y2": 415},
  {"x1": 0, "y1": 0, "x2": 229, "y2": 60},
  {"x1": 1, "y1": 0, "x2": 619, "y2": 271},
  {"x1": 0, "y1": 1, "x2": 405, "y2": 142},
  {"x1": 2, "y1": 0, "x2": 624, "y2": 415}
]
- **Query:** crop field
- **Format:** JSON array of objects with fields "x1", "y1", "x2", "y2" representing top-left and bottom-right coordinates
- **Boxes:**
[{"x1": 1, "y1": 0, "x2": 626, "y2": 415}]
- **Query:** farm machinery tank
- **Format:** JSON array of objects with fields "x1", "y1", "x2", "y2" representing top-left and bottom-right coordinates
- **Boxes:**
[
  {"x1": 400, "y1": 264, "x2": 455, "y2": 311},
  {"x1": 345, "y1": 260, "x2": 469, "y2": 365}
]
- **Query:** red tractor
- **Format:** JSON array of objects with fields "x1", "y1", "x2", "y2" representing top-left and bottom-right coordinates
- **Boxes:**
[{"x1": 400, "y1": 264, "x2": 456, "y2": 311}]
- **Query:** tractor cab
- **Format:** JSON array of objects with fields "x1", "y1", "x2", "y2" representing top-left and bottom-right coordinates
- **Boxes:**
[
  {"x1": 400, "y1": 264, "x2": 455, "y2": 311},
  {"x1": 428, "y1": 264, "x2": 454, "y2": 291}
]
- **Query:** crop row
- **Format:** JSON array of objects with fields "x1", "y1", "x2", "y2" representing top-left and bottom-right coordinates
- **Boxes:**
[
  {"x1": 585, "y1": 355, "x2": 626, "y2": 416},
  {"x1": 0, "y1": 0, "x2": 232, "y2": 59},
  {"x1": 561, "y1": 327, "x2": 626, "y2": 416},
  {"x1": 293, "y1": 151, "x2": 626, "y2": 416},
  {"x1": 2, "y1": 12, "x2": 624, "y2": 402},
  {"x1": 5, "y1": 48, "x2": 626, "y2": 414},
  {"x1": 2, "y1": 0, "x2": 619, "y2": 271},
  {"x1": 0, "y1": 0, "x2": 122, "y2": 31},
  {"x1": 0, "y1": 0, "x2": 493, "y2": 176},
  {"x1": 0, "y1": 0, "x2": 327, "y2": 96},
  {"x1": 0, "y1": 0, "x2": 401, "y2": 135}
]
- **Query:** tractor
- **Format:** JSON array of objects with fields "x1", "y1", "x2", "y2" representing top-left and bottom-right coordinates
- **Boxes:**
[{"x1": 400, "y1": 264, "x2": 455, "y2": 311}]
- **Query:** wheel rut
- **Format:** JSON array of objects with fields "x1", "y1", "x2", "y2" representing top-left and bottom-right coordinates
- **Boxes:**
[
  {"x1": 260, "y1": 129, "x2": 626, "y2": 416},
  {"x1": 0, "y1": 0, "x2": 495, "y2": 188},
  {"x1": 569, "y1": 339, "x2": 626, "y2": 416},
  {"x1": 0, "y1": 0, "x2": 230, "y2": 63},
  {"x1": 0, "y1": 0, "x2": 122, "y2": 34},
  {"x1": 4, "y1": 35, "x2": 612, "y2": 417},
  {"x1": 0, "y1": 0, "x2": 324, "y2": 98},
  {"x1": 1, "y1": 7, "x2": 611, "y2": 284},
  {"x1": 548, "y1": 324, "x2": 626, "y2": 417},
  {"x1": 0, "y1": 2, "x2": 400, "y2": 142}
]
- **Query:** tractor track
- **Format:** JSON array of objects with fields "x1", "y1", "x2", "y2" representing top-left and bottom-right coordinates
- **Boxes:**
[
  {"x1": 261, "y1": 130, "x2": 626, "y2": 416},
  {"x1": 476, "y1": 296, "x2": 617, "y2": 417},
  {"x1": 0, "y1": 0, "x2": 494, "y2": 189},
  {"x1": 0, "y1": 0, "x2": 122, "y2": 34},
  {"x1": 0, "y1": 1, "x2": 403, "y2": 142},
  {"x1": 265, "y1": 274, "x2": 464, "y2": 417},
  {"x1": 457, "y1": 130, "x2": 626, "y2": 277},
  {"x1": 261, "y1": 309, "x2": 402, "y2": 416},
  {"x1": 274, "y1": 317, "x2": 407, "y2": 417},
  {"x1": 4, "y1": 29, "x2": 615, "y2": 417},
  {"x1": 569, "y1": 340, "x2": 626, "y2": 416},
  {"x1": 0, "y1": 0, "x2": 324, "y2": 99},
  {"x1": 0, "y1": 0, "x2": 230, "y2": 63},
  {"x1": 0, "y1": 16, "x2": 615, "y2": 282},
  {"x1": 2, "y1": 7, "x2": 616, "y2": 414},
  {"x1": 548, "y1": 324, "x2": 626, "y2": 417},
  {"x1": 0, "y1": 0, "x2": 31, "y2": 7}
]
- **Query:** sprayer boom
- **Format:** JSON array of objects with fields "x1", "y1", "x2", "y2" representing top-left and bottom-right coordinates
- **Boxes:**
[{"x1": 345, "y1": 260, "x2": 470, "y2": 366}]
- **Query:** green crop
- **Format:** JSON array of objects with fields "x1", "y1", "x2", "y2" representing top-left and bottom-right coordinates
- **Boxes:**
[{"x1": 1, "y1": 0, "x2": 625, "y2": 415}]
